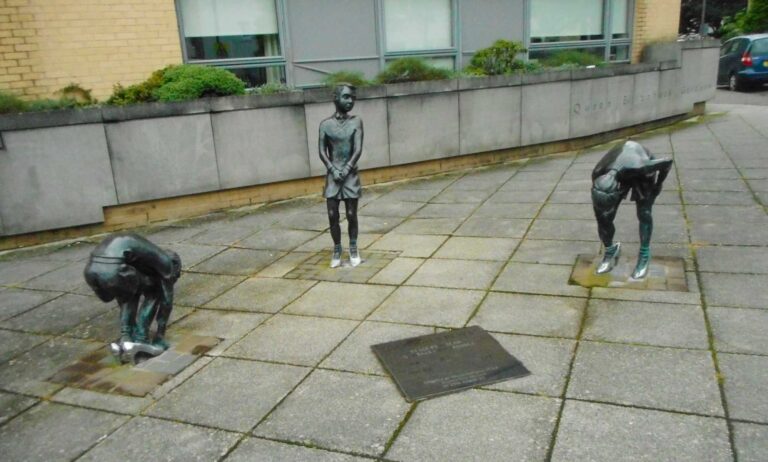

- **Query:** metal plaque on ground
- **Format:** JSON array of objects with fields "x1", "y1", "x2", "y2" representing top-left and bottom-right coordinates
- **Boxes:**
[{"x1": 371, "y1": 326, "x2": 529, "y2": 402}]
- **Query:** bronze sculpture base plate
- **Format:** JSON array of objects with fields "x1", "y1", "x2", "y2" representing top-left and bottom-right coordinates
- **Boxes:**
[
  {"x1": 372, "y1": 326, "x2": 529, "y2": 402},
  {"x1": 570, "y1": 254, "x2": 688, "y2": 291},
  {"x1": 49, "y1": 335, "x2": 219, "y2": 396}
]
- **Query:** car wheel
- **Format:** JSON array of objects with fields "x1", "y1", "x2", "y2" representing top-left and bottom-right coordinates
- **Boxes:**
[{"x1": 729, "y1": 73, "x2": 744, "y2": 92}]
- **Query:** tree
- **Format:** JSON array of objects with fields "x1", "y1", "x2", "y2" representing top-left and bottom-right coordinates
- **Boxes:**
[{"x1": 679, "y1": 0, "x2": 748, "y2": 35}]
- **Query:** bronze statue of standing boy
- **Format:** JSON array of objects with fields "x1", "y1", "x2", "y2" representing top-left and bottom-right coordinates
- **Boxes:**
[{"x1": 318, "y1": 83, "x2": 363, "y2": 268}]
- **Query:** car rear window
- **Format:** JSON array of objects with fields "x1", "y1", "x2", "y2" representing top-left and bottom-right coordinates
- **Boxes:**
[{"x1": 751, "y1": 39, "x2": 768, "y2": 55}]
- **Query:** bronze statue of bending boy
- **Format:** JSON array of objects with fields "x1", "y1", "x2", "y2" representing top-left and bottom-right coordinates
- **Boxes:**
[{"x1": 591, "y1": 140, "x2": 673, "y2": 279}]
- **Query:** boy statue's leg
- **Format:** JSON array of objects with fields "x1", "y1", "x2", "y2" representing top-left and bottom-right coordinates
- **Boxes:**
[
  {"x1": 632, "y1": 200, "x2": 654, "y2": 279},
  {"x1": 594, "y1": 204, "x2": 621, "y2": 274},
  {"x1": 327, "y1": 198, "x2": 342, "y2": 267},
  {"x1": 345, "y1": 199, "x2": 361, "y2": 266}
]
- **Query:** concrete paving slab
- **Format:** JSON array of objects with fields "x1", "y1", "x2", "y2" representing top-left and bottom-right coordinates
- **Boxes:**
[
  {"x1": 294, "y1": 233, "x2": 380, "y2": 253},
  {"x1": 434, "y1": 236, "x2": 519, "y2": 261},
  {"x1": 391, "y1": 217, "x2": 464, "y2": 235},
  {"x1": 430, "y1": 189, "x2": 494, "y2": 204},
  {"x1": 471, "y1": 202, "x2": 541, "y2": 219},
  {"x1": 190, "y1": 248, "x2": 285, "y2": 276},
  {"x1": 79, "y1": 416, "x2": 239, "y2": 462},
  {"x1": 42, "y1": 241, "x2": 96, "y2": 262},
  {"x1": 700, "y1": 272, "x2": 768, "y2": 309},
  {"x1": 51, "y1": 387, "x2": 153, "y2": 415},
  {"x1": 205, "y1": 277, "x2": 316, "y2": 313},
  {"x1": 582, "y1": 299, "x2": 708, "y2": 349},
  {"x1": 278, "y1": 212, "x2": 332, "y2": 231},
  {"x1": 2, "y1": 293, "x2": 109, "y2": 335},
  {"x1": 170, "y1": 310, "x2": 269, "y2": 355},
  {"x1": 512, "y1": 239, "x2": 600, "y2": 265},
  {"x1": 257, "y1": 252, "x2": 315, "y2": 277},
  {"x1": 691, "y1": 222, "x2": 768, "y2": 246},
  {"x1": 387, "y1": 390, "x2": 559, "y2": 462},
  {"x1": 0, "y1": 259, "x2": 66, "y2": 286},
  {"x1": 148, "y1": 358, "x2": 309, "y2": 432},
  {"x1": 526, "y1": 219, "x2": 598, "y2": 241},
  {"x1": 710, "y1": 307, "x2": 768, "y2": 355},
  {"x1": 355, "y1": 215, "x2": 406, "y2": 234},
  {"x1": 254, "y1": 370, "x2": 410, "y2": 457},
  {"x1": 551, "y1": 400, "x2": 732, "y2": 462},
  {"x1": 320, "y1": 321, "x2": 434, "y2": 375},
  {"x1": 412, "y1": 202, "x2": 478, "y2": 219},
  {"x1": 368, "y1": 257, "x2": 424, "y2": 285},
  {"x1": 487, "y1": 189, "x2": 552, "y2": 203},
  {"x1": 174, "y1": 273, "x2": 246, "y2": 306},
  {"x1": 0, "y1": 329, "x2": 49, "y2": 362},
  {"x1": 568, "y1": 342, "x2": 723, "y2": 416},
  {"x1": 225, "y1": 314, "x2": 357, "y2": 366},
  {"x1": 538, "y1": 203, "x2": 594, "y2": 220},
  {"x1": 484, "y1": 334, "x2": 576, "y2": 397},
  {"x1": 697, "y1": 246, "x2": 768, "y2": 274},
  {"x1": 284, "y1": 282, "x2": 395, "y2": 320},
  {"x1": 470, "y1": 292, "x2": 585, "y2": 338},
  {"x1": 20, "y1": 261, "x2": 92, "y2": 293},
  {"x1": 493, "y1": 262, "x2": 589, "y2": 297},
  {"x1": 454, "y1": 217, "x2": 531, "y2": 238},
  {"x1": 144, "y1": 225, "x2": 205, "y2": 244},
  {"x1": 0, "y1": 288, "x2": 61, "y2": 321},
  {"x1": 187, "y1": 225, "x2": 257, "y2": 246},
  {"x1": 683, "y1": 191, "x2": 757, "y2": 206},
  {"x1": 733, "y1": 422, "x2": 768, "y2": 462},
  {"x1": 0, "y1": 402, "x2": 129, "y2": 462},
  {"x1": 719, "y1": 353, "x2": 768, "y2": 423},
  {"x1": 380, "y1": 188, "x2": 441, "y2": 202},
  {"x1": 238, "y1": 229, "x2": 321, "y2": 251},
  {"x1": 227, "y1": 437, "x2": 368, "y2": 461},
  {"x1": 370, "y1": 286, "x2": 484, "y2": 328},
  {"x1": 359, "y1": 200, "x2": 424, "y2": 217},
  {"x1": 685, "y1": 204, "x2": 768, "y2": 224},
  {"x1": 0, "y1": 391, "x2": 38, "y2": 425},
  {"x1": 165, "y1": 243, "x2": 226, "y2": 269},
  {"x1": 406, "y1": 258, "x2": 503, "y2": 290},
  {"x1": 369, "y1": 233, "x2": 448, "y2": 258}
]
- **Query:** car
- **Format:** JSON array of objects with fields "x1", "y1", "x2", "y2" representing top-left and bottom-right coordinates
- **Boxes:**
[{"x1": 717, "y1": 34, "x2": 768, "y2": 91}]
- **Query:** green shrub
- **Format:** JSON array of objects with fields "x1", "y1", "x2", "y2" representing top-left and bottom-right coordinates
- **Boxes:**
[
  {"x1": 539, "y1": 50, "x2": 604, "y2": 68},
  {"x1": 26, "y1": 98, "x2": 80, "y2": 111},
  {"x1": 107, "y1": 64, "x2": 246, "y2": 105},
  {"x1": 55, "y1": 83, "x2": 95, "y2": 105},
  {"x1": 0, "y1": 90, "x2": 28, "y2": 114},
  {"x1": 153, "y1": 65, "x2": 246, "y2": 102},
  {"x1": 253, "y1": 82, "x2": 292, "y2": 95},
  {"x1": 464, "y1": 40, "x2": 528, "y2": 76},
  {"x1": 375, "y1": 58, "x2": 453, "y2": 84},
  {"x1": 107, "y1": 66, "x2": 169, "y2": 105},
  {"x1": 322, "y1": 71, "x2": 371, "y2": 87}
]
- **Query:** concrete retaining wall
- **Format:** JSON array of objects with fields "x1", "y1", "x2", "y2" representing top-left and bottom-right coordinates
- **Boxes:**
[{"x1": 0, "y1": 40, "x2": 720, "y2": 236}]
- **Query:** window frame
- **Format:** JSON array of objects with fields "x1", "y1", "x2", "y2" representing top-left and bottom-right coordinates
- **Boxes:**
[
  {"x1": 377, "y1": 0, "x2": 460, "y2": 71},
  {"x1": 526, "y1": 0, "x2": 635, "y2": 63},
  {"x1": 174, "y1": 0, "x2": 289, "y2": 87}
]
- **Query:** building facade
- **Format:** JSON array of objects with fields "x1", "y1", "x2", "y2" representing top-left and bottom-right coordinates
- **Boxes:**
[{"x1": 0, "y1": 0, "x2": 681, "y2": 100}]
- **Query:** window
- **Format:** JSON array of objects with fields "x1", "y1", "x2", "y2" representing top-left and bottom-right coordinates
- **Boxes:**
[
  {"x1": 177, "y1": 0, "x2": 285, "y2": 87},
  {"x1": 530, "y1": 0, "x2": 604, "y2": 43},
  {"x1": 611, "y1": 0, "x2": 629, "y2": 39},
  {"x1": 382, "y1": 0, "x2": 455, "y2": 68},
  {"x1": 528, "y1": 0, "x2": 633, "y2": 63}
]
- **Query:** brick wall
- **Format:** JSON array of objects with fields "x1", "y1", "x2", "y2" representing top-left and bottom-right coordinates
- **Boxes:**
[
  {"x1": 632, "y1": 0, "x2": 682, "y2": 63},
  {"x1": 0, "y1": 0, "x2": 182, "y2": 100}
]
